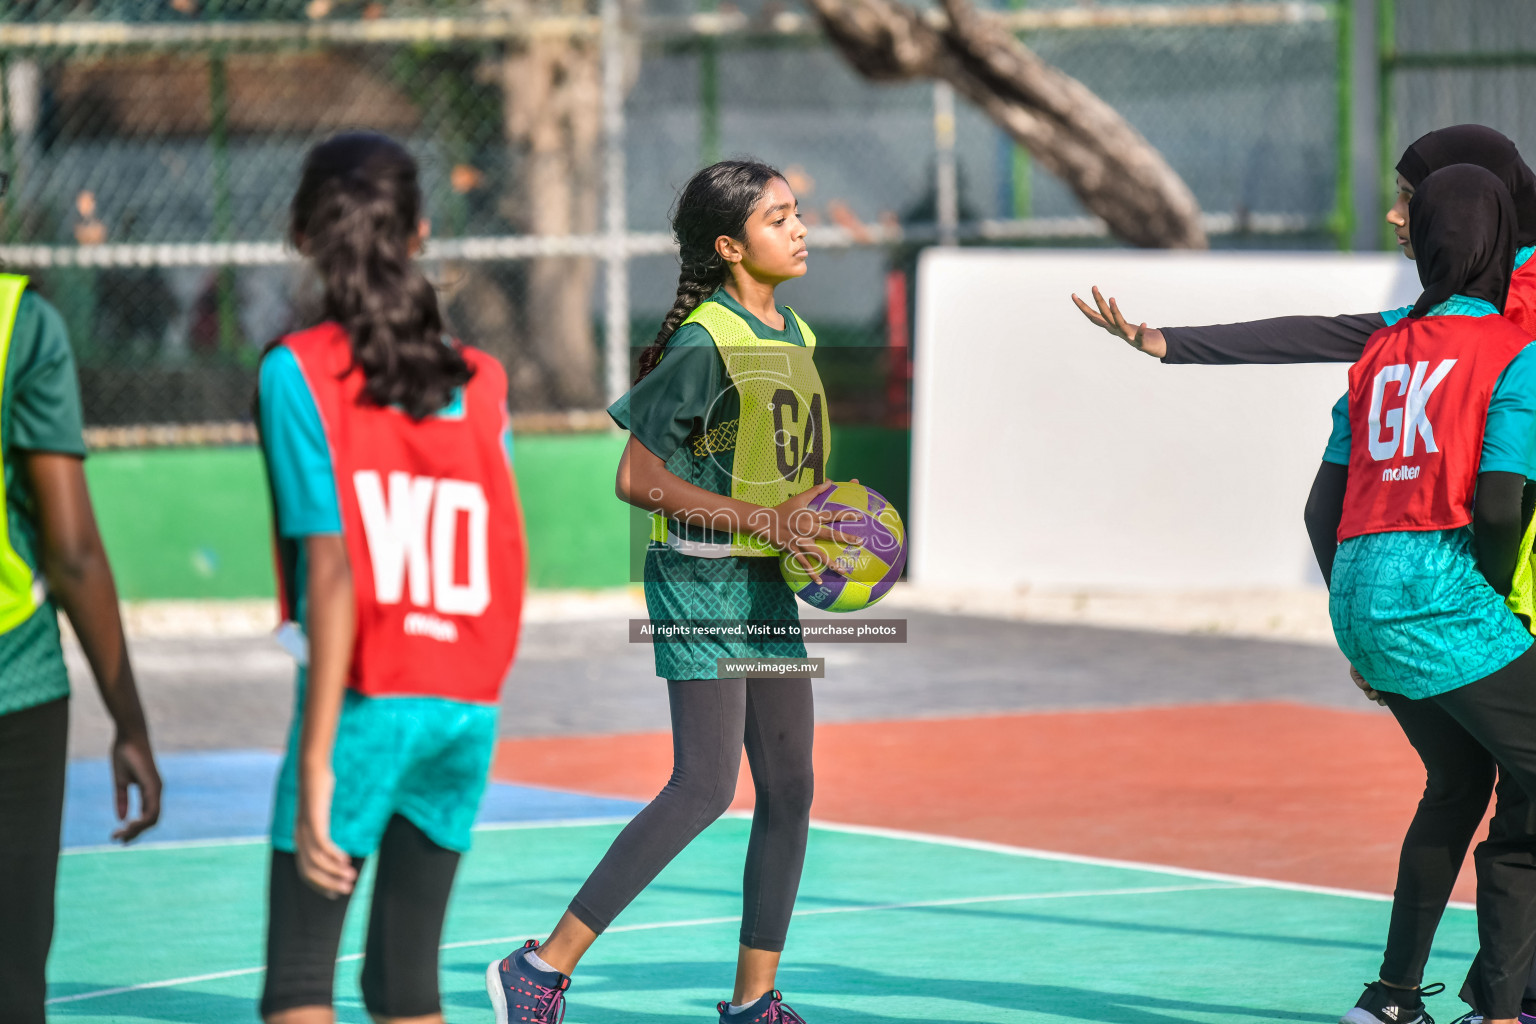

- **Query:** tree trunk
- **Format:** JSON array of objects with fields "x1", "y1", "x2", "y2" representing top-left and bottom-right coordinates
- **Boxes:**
[
  {"x1": 448, "y1": 0, "x2": 616, "y2": 411},
  {"x1": 805, "y1": 0, "x2": 1207, "y2": 249}
]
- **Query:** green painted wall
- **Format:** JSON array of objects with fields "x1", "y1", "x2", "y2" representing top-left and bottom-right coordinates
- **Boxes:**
[
  {"x1": 85, "y1": 427, "x2": 910, "y2": 600},
  {"x1": 86, "y1": 448, "x2": 277, "y2": 601}
]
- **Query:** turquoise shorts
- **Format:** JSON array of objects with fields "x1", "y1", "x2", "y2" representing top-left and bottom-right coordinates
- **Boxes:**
[
  {"x1": 271, "y1": 679, "x2": 499, "y2": 857},
  {"x1": 1330, "y1": 527, "x2": 1534, "y2": 700}
]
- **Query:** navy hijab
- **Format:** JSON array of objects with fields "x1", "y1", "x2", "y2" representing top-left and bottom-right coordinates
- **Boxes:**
[
  {"x1": 1398, "y1": 125, "x2": 1536, "y2": 249},
  {"x1": 1408, "y1": 164, "x2": 1517, "y2": 318}
]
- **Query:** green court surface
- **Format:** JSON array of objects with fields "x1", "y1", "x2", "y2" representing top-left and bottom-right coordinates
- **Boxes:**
[{"x1": 48, "y1": 818, "x2": 1477, "y2": 1023}]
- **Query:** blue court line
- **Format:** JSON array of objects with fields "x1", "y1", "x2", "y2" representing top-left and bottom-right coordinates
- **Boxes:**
[{"x1": 63, "y1": 750, "x2": 646, "y2": 850}]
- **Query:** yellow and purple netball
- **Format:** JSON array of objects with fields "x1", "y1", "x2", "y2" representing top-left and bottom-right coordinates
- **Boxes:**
[{"x1": 779, "y1": 482, "x2": 906, "y2": 612}]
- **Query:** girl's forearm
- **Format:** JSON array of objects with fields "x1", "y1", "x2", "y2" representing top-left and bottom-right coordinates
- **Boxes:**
[
  {"x1": 633, "y1": 470, "x2": 766, "y2": 534},
  {"x1": 52, "y1": 546, "x2": 149, "y2": 736},
  {"x1": 299, "y1": 535, "x2": 354, "y2": 784},
  {"x1": 24, "y1": 453, "x2": 148, "y2": 735},
  {"x1": 1303, "y1": 462, "x2": 1348, "y2": 587},
  {"x1": 620, "y1": 439, "x2": 770, "y2": 534},
  {"x1": 1474, "y1": 471, "x2": 1527, "y2": 596}
]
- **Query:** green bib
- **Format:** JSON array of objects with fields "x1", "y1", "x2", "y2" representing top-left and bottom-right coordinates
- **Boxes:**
[
  {"x1": 0, "y1": 274, "x2": 42, "y2": 633},
  {"x1": 1508, "y1": 508, "x2": 1536, "y2": 633},
  {"x1": 655, "y1": 300, "x2": 832, "y2": 557}
]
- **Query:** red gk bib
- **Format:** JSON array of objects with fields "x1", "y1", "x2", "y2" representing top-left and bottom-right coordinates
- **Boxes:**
[
  {"x1": 266, "y1": 323, "x2": 526, "y2": 704},
  {"x1": 1503, "y1": 260, "x2": 1536, "y2": 338},
  {"x1": 1338, "y1": 313, "x2": 1531, "y2": 542}
]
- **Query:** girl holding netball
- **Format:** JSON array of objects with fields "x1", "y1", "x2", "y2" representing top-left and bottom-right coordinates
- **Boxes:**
[
  {"x1": 487, "y1": 160, "x2": 851, "y2": 1024},
  {"x1": 257, "y1": 131, "x2": 526, "y2": 1024}
]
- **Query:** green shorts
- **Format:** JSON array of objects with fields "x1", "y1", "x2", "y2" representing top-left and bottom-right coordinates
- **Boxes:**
[
  {"x1": 643, "y1": 545, "x2": 807, "y2": 681},
  {"x1": 271, "y1": 679, "x2": 498, "y2": 857}
]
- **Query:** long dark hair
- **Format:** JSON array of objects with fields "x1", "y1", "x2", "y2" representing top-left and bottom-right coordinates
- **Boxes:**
[
  {"x1": 290, "y1": 131, "x2": 471, "y2": 419},
  {"x1": 635, "y1": 159, "x2": 783, "y2": 382}
]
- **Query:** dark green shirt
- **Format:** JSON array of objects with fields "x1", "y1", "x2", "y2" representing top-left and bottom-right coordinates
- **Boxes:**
[
  {"x1": 0, "y1": 290, "x2": 87, "y2": 716},
  {"x1": 608, "y1": 288, "x2": 808, "y2": 505},
  {"x1": 609, "y1": 289, "x2": 814, "y2": 679}
]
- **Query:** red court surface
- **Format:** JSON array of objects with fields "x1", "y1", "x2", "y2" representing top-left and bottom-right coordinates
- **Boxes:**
[{"x1": 493, "y1": 701, "x2": 1482, "y2": 902}]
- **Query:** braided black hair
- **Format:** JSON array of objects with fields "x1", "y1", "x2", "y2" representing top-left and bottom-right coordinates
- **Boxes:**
[{"x1": 636, "y1": 159, "x2": 783, "y2": 381}]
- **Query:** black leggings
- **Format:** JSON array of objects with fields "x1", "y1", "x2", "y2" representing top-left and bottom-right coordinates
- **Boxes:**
[
  {"x1": 1378, "y1": 690, "x2": 1498, "y2": 989},
  {"x1": 261, "y1": 814, "x2": 460, "y2": 1019},
  {"x1": 569, "y1": 677, "x2": 815, "y2": 952},
  {"x1": 0, "y1": 697, "x2": 68, "y2": 1024},
  {"x1": 1378, "y1": 644, "x2": 1536, "y2": 1018}
]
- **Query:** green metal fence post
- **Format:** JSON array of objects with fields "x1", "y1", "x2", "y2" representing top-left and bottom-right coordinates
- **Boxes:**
[
  {"x1": 1376, "y1": 0, "x2": 1395, "y2": 251},
  {"x1": 208, "y1": 48, "x2": 240, "y2": 356},
  {"x1": 699, "y1": 0, "x2": 720, "y2": 166},
  {"x1": 1332, "y1": 0, "x2": 1352, "y2": 250},
  {"x1": 1009, "y1": 0, "x2": 1031, "y2": 219}
]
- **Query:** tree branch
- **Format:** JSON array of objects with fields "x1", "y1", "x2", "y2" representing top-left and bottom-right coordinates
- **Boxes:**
[{"x1": 806, "y1": 0, "x2": 1207, "y2": 248}]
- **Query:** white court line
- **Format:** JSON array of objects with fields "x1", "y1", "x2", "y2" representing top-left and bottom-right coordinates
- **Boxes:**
[
  {"x1": 45, "y1": 882, "x2": 1235, "y2": 1005},
  {"x1": 60, "y1": 817, "x2": 640, "y2": 856},
  {"x1": 63, "y1": 812, "x2": 1466, "y2": 908},
  {"x1": 806, "y1": 818, "x2": 1478, "y2": 910}
]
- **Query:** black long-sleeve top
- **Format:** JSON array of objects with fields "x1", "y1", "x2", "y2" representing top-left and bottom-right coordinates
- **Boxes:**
[{"x1": 1161, "y1": 313, "x2": 1384, "y2": 365}]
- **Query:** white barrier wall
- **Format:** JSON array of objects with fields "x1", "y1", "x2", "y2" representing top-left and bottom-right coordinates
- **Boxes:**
[{"x1": 910, "y1": 249, "x2": 1423, "y2": 591}]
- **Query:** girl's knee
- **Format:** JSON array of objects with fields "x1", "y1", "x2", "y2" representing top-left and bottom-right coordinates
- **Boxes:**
[
  {"x1": 762, "y1": 767, "x2": 814, "y2": 819},
  {"x1": 665, "y1": 768, "x2": 739, "y2": 824}
]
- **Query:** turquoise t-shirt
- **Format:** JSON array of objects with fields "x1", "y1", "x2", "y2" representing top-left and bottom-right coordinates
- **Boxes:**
[
  {"x1": 0, "y1": 290, "x2": 88, "y2": 718},
  {"x1": 256, "y1": 342, "x2": 508, "y2": 855},
  {"x1": 1322, "y1": 293, "x2": 1536, "y2": 698}
]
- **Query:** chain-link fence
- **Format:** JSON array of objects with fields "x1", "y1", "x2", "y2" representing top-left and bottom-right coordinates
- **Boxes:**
[
  {"x1": 1, "y1": 0, "x2": 1347, "y2": 437},
  {"x1": 1381, "y1": 0, "x2": 1536, "y2": 247}
]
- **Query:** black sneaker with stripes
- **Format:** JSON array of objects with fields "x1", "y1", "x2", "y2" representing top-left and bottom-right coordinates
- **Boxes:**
[{"x1": 1341, "y1": 981, "x2": 1445, "y2": 1024}]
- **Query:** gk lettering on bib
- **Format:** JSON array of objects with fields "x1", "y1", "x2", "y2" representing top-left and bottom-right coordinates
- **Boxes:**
[
  {"x1": 263, "y1": 323, "x2": 526, "y2": 703},
  {"x1": 1338, "y1": 313, "x2": 1532, "y2": 542}
]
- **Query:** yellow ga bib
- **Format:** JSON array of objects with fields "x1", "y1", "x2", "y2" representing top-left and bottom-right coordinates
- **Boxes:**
[
  {"x1": 654, "y1": 300, "x2": 831, "y2": 557},
  {"x1": 1507, "y1": 505, "x2": 1536, "y2": 634},
  {"x1": 0, "y1": 274, "x2": 44, "y2": 633}
]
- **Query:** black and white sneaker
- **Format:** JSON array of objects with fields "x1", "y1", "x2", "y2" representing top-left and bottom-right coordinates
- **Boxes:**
[
  {"x1": 1341, "y1": 981, "x2": 1445, "y2": 1024},
  {"x1": 1446, "y1": 1014, "x2": 1483, "y2": 1024}
]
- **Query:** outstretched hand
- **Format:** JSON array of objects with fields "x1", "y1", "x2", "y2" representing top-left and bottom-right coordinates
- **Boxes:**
[{"x1": 1071, "y1": 286, "x2": 1167, "y2": 359}]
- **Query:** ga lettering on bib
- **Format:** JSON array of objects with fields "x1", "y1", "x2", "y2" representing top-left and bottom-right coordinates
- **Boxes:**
[
  {"x1": 1338, "y1": 313, "x2": 1532, "y2": 542},
  {"x1": 263, "y1": 323, "x2": 527, "y2": 704},
  {"x1": 653, "y1": 300, "x2": 832, "y2": 558}
]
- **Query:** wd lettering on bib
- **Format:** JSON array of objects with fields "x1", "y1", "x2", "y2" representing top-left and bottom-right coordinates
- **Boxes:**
[
  {"x1": 1339, "y1": 315, "x2": 1530, "y2": 541},
  {"x1": 261, "y1": 323, "x2": 526, "y2": 704},
  {"x1": 353, "y1": 471, "x2": 490, "y2": 617}
]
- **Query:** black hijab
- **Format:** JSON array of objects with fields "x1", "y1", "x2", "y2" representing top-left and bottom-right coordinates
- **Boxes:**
[
  {"x1": 1409, "y1": 164, "x2": 1517, "y2": 318},
  {"x1": 1397, "y1": 124, "x2": 1536, "y2": 248}
]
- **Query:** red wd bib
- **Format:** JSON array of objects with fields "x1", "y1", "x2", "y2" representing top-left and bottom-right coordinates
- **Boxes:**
[
  {"x1": 1338, "y1": 313, "x2": 1531, "y2": 542},
  {"x1": 271, "y1": 323, "x2": 526, "y2": 704}
]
